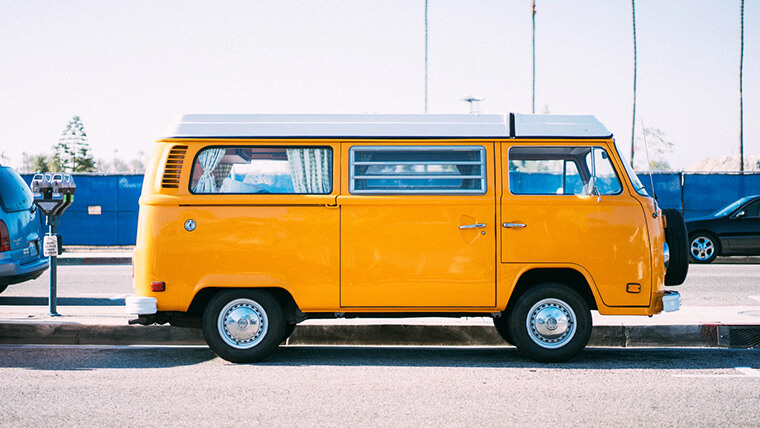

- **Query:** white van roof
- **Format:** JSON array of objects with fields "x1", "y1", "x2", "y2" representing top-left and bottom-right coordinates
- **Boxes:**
[{"x1": 164, "y1": 113, "x2": 611, "y2": 139}]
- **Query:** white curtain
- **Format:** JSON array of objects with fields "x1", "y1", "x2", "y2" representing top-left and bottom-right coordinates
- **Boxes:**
[
  {"x1": 192, "y1": 148, "x2": 226, "y2": 193},
  {"x1": 286, "y1": 148, "x2": 331, "y2": 193}
]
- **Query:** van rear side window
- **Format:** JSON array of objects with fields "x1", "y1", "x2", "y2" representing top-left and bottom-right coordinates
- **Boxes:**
[
  {"x1": 190, "y1": 146, "x2": 332, "y2": 194},
  {"x1": 349, "y1": 146, "x2": 486, "y2": 194}
]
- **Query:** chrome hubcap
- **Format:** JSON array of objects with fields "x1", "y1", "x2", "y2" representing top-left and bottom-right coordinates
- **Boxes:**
[
  {"x1": 218, "y1": 299, "x2": 268, "y2": 349},
  {"x1": 526, "y1": 298, "x2": 576, "y2": 349},
  {"x1": 690, "y1": 237, "x2": 714, "y2": 261}
]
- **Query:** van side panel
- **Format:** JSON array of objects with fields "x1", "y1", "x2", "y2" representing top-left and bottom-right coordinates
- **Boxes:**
[{"x1": 171, "y1": 205, "x2": 340, "y2": 312}]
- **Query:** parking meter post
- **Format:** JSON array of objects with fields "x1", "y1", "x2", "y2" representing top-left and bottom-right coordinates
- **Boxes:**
[{"x1": 46, "y1": 215, "x2": 60, "y2": 317}]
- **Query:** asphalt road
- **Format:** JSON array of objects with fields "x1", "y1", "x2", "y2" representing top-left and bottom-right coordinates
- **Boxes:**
[
  {"x1": 2, "y1": 263, "x2": 759, "y2": 306},
  {"x1": 0, "y1": 345, "x2": 758, "y2": 427}
]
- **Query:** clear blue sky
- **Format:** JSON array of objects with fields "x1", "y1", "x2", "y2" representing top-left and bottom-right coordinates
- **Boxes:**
[{"x1": 1, "y1": 0, "x2": 757, "y2": 170}]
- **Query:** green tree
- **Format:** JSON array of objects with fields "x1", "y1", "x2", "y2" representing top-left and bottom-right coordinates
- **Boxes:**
[
  {"x1": 52, "y1": 116, "x2": 96, "y2": 172},
  {"x1": 22, "y1": 152, "x2": 51, "y2": 173}
]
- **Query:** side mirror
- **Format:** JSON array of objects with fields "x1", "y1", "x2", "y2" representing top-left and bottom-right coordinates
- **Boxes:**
[{"x1": 734, "y1": 210, "x2": 746, "y2": 219}]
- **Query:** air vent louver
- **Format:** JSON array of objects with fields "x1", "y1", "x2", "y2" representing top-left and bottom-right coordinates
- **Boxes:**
[{"x1": 161, "y1": 145, "x2": 188, "y2": 189}]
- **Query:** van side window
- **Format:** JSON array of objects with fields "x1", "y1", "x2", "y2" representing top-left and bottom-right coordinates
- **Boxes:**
[
  {"x1": 508, "y1": 146, "x2": 621, "y2": 195},
  {"x1": 190, "y1": 147, "x2": 332, "y2": 194},
  {"x1": 349, "y1": 146, "x2": 486, "y2": 194}
]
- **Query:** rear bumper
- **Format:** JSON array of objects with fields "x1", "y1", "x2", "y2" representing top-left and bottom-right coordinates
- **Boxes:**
[
  {"x1": 0, "y1": 257, "x2": 49, "y2": 286},
  {"x1": 125, "y1": 296, "x2": 157, "y2": 315}
]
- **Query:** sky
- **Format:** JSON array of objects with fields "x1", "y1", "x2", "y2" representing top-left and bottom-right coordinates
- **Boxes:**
[{"x1": 0, "y1": 0, "x2": 757, "y2": 171}]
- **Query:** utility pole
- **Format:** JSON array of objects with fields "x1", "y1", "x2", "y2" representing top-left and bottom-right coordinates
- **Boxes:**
[
  {"x1": 425, "y1": 0, "x2": 429, "y2": 113},
  {"x1": 532, "y1": 0, "x2": 536, "y2": 114},
  {"x1": 630, "y1": 0, "x2": 638, "y2": 168},
  {"x1": 739, "y1": 0, "x2": 745, "y2": 171}
]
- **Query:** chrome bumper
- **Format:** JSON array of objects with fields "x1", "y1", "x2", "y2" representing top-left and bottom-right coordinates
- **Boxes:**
[
  {"x1": 125, "y1": 296, "x2": 157, "y2": 315},
  {"x1": 662, "y1": 290, "x2": 680, "y2": 312}
]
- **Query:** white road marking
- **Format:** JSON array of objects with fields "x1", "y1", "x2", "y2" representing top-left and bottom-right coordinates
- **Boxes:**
[{"x1": 673, "y1": 367, "x2": 760, "y2": 378}]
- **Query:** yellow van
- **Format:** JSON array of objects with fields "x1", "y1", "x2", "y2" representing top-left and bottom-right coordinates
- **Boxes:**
[{"x1": 126, "y1": 114, "x2": 688, "y2": 363}]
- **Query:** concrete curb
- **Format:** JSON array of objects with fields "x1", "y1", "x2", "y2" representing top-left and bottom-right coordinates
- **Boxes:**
[
  {"x1": 1, "y1": 322, "x2": 755, "y2": 348},
  {"x1": 57, "y1": 256, "x2": 131, "y2": 266}
]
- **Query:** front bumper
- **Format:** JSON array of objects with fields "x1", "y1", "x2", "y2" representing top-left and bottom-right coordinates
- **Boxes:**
[{"x1": 662, "y1": 290, "x2": 680, "y2": 312}]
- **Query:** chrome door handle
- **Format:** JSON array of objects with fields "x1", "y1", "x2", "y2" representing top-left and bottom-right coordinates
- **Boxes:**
[
  {"x1": 459, "y1": 223, "x2": 487, "y2": 229},
  {"x1": 502, "y1": 223, "x2": 527, "y2": 228}
]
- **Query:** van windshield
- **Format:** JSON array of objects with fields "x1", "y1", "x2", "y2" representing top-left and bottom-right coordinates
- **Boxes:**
[
  {"x1": 616, "y1": 149, "x2": 649, "y2": 197},
  {"x1": 0, "y1": 167, "x2": 33, "y2": 212}
]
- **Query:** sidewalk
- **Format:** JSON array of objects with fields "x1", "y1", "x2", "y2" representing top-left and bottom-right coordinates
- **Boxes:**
[
  {"x1": 0, "y1": 248, "x2": 757, "y2": 349},
  {"x1": 1, "y1": 304, "x2": 758, "y2": 349}
]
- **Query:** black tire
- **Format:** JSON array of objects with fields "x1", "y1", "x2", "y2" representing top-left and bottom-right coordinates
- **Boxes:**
[
  {"x1": 689, "y1": 231, "x2": 720, "y2": 264},
  {"x1": 202, "y1": 289, "x2": 286, "y2": 363},
  {"x1": 507, "y1": 283, "x2": 592, "y2": 363},
  {"x1": 492, "y1": 315, "x2": 514, "y2": 345},
  {"x1": 662, "y1": 208, "x2": 689, "y2": 285},
  {"x1": 281, "y1": 323, "x2": 297, "y2": 343}
]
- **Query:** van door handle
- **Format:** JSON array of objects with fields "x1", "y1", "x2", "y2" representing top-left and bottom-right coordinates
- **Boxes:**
[
  {"x1": 502, "y1": 223, "x2": 527, "y2": 228},
  {"x1": 459, "y1": 223, "x2": 487, "y2": 229}
]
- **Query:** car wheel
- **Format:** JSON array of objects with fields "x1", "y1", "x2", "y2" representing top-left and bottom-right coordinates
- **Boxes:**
[
  {"x1": 282, "y1": 323, "x2": 297, "y2": 343},
  {"x1": 507, "y1": 283, "x2": 592, "y2": 363},
  {"x1": 202, "y1": 289, "x2": 286, "y2": 363},
  {"x1": 662, "y1": 208, "x2": 689, "y2": 285},
  {"x1": 689, "y1": 232, "x2": 719, "y2": 264},
  {"x1": 492, "y1": 315, "x2": 514, "y2": 345}
]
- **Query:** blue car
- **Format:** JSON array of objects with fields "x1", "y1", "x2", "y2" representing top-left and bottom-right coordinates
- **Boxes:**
[{"x1": 0, "y1": 165, "x2": 48, "y2": 293}]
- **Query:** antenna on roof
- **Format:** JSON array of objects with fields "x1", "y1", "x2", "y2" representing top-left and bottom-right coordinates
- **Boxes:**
[{"x1": 640, "y1": 118, "x2": 657, "y2": 202}]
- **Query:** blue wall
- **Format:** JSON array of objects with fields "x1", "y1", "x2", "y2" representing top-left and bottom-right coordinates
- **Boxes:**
[
  {"x1": 22, "y1": 172, "x2": 760, "y2": 245},
  {"x1": 22, "y1": 174, "x2": 143, "y2": 246}
]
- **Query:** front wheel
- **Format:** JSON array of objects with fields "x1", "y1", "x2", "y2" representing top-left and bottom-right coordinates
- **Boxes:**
[
  {"x1": 202, "y1": 289, "x2": 286, "y2": 363},
  {"x1": 507, "y1": 283, "x2": 592, "y2": 363}
]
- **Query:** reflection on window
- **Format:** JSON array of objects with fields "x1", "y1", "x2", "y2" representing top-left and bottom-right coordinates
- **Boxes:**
[
  {"x1": 190, "y1": 147, "x2": 332, "y2": 194},
  {"x1": 349, "y1": 146, "x2": 486, "y2": 194},
  {"x1": 508, "y1": 146, "x2": 621, "y2": 196}
]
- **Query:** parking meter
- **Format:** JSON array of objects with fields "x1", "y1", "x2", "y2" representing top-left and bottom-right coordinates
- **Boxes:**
[{"x1": 31, "y1": 173, "x2": 76, "y2": 316}]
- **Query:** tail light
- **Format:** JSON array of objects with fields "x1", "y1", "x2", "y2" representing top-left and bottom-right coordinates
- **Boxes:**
[{"x1": 0, "y1": 220, "x2": 10, "y2": 252}]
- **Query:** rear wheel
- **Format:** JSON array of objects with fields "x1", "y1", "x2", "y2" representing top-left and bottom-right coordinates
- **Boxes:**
[
  {"x1": 689, "y1": 232, "x2": 719, "y2": 264},
  {"x1": 202, "y1": 289, "x2": 285, "y2": 363},
  {"x1": 507, "y1": 283, "x2": 591, "y2": 363}
]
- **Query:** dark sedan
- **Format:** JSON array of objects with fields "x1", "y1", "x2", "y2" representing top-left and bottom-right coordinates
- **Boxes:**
[{"x1": 685, "y1": 195, "x2": 760, "y2": 263}]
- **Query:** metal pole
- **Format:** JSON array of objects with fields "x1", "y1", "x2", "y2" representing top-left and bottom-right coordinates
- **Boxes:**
[
  {"x1": 739, "y1": 0, "x2": 744, "y2": 172},
  {"x1": 630, "y1": 0, "x2": 637, "y2": 168},
  {"x1": 424, "y1": 0, "x2": 429, "y2": 113},
  {"x1": 47, "y1": 216, "x2": 60, "y2": 317},
  {"x1": 532, "y1": 0, "x2": 536, "y2": 114}
]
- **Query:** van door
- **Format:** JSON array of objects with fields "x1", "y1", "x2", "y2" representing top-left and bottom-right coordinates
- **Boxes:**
[
  {"x1": 340, "y1": 143, "x2": 496, "y2": 308},
  {"x1": 501, "y1": 144, "x2": 652, "y2": 307}
]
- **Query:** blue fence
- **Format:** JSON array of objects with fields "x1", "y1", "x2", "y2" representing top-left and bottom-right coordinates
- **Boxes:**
[
  {"x1": 22, "y1": 172, "x2": 760, "y2": 246},
  {"x1": 22, "y1": 174, "x2": 143, "y2": 246}
]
